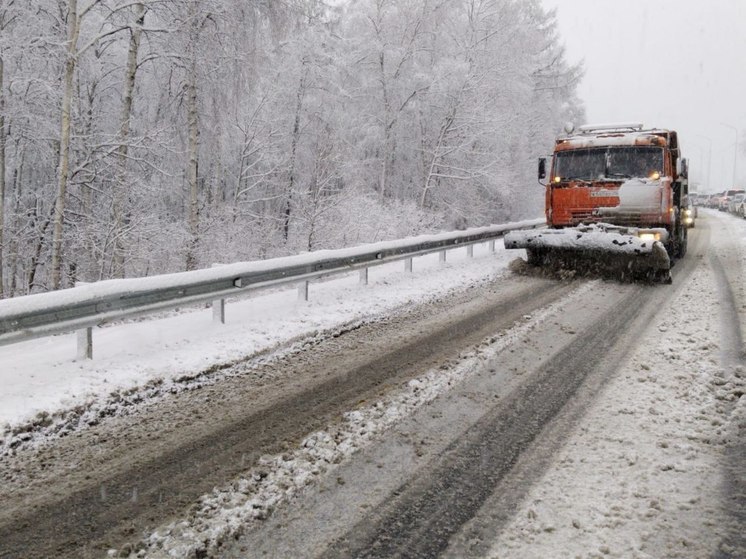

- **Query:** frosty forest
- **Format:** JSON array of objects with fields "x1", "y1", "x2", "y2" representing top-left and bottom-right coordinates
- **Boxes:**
[{"x1": 0, "y1": 0, "x2": 583, "y2": 297}]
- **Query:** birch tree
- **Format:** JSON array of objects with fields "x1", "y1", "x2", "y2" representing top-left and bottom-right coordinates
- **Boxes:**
[
  {"x1": 363, "y1": 0, "x2": 433, "y2": 202},
  {"x1": 51, "y1": 0, "x2": 85, "y2": 289},
  {"x1": 0, "y1": 0, "x2": 584, "y2": 297},
  {"x1": 0, "y1": 0, "x2": 22, "y2": 296},
  {"x1": 111, "y1": 2, "x2": 146, "y2": 277},
  {"x1": 182, "y1": 0, "x2": 201, "y2": 270},
  {"x1": 0, "y1": 8, "x2": 7, "y2": 296},
  {"x1": 48, "y1": 0, "x2": 155, "y2": 287}
]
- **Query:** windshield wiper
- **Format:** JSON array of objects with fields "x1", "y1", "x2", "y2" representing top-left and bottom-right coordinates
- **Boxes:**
[{"x1": 606, "y1": 172, "x2": 631, "y2": 179}]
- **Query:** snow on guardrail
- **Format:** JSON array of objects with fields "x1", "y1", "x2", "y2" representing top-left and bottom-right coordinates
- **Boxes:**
[{"x1": 0, "y1": 218, "x2": 544, "y2": 355}]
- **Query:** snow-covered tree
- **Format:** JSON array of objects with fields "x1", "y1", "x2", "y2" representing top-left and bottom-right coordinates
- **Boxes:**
[{"x1": 0, "y1": 0, "x2": 582, "y2": 296}]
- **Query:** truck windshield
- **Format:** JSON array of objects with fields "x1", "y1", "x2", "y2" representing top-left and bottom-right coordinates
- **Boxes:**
[{"x1": 555, "y1": 147, "x2": 664, "y2": 181}]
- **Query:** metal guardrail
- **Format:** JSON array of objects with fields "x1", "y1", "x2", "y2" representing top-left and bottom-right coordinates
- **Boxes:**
[{"x1": 0, "y1": 219, "x2": 544, "y2": 358}]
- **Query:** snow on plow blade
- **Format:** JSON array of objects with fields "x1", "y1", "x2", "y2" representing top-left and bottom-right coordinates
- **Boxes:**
[{"x1": 504, "y1": 224, "x2": 671, "y2": 282}]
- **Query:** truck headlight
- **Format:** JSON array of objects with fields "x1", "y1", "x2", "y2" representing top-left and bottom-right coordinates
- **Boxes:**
[{"x1": 639, "y1": 233, "x2": 661, "y2": 242}]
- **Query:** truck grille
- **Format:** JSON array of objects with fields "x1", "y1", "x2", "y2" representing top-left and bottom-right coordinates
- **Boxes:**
[{"x1": 569, "y1": 209, "x2": 662, "y2": 227}]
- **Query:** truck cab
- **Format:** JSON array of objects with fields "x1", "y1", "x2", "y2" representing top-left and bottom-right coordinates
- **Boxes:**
[{"x1": 538, "y1": 123, "x2": 688, "y2": 259}]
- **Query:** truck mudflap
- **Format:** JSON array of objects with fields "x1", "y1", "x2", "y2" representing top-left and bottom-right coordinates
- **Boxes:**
[{"x1": 504, "y1": 224, "x2": 672, "y2": 282}]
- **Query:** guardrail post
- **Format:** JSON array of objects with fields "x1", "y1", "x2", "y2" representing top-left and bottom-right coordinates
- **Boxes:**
[
  {"x1": 359, "y1": 267, "x2": 369, "y2": 285},
  {"x1": 74, "y1": 281, "x2": 93, "y2": 359},
  {"x1": 489, "y1": 239, "x2": 496, "y2": 253},
  {"x1": 211, "y1": 264, "x2": 226, "y2": 324},
  {"x1": 405, "y1": 257, "x2": 413, "y2": 273},
  {"x1": 77, "y1": 327, "x2": 93, "y2": 360},
  {"x1": 298, "y1": 280, "x2": 310, "y2": 302},
  {"x1": 212, "y1": 298, "x2": 226, "y2": 324},
  {"x1": 467, "y1": 245, "x2": 474, "y2": 258},
  {"x1": 439, "y1": 250, "x2": 447, "y2": 263}
]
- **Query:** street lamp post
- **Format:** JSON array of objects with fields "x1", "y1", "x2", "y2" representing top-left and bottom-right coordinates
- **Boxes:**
[{"x1": 720, "y1": 122, "x2": 739, "y2": 187}]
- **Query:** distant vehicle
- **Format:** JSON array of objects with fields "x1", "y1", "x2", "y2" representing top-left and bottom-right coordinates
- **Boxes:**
[
  {"x1": 720, "y1": 189, "x2": 744, "y2": 211},
  {"x1": 683, "y1": 199, "x2": 696, "y2": 227},
  {"x1": 729, "y1": 193, "x2": 746, "y2": 217},
  {"x1": 711, "y1": 191, "x2": 727, "y2": 209},
  {"x1": 689, "y1": 193, "x2": 709, "y2": 208}
]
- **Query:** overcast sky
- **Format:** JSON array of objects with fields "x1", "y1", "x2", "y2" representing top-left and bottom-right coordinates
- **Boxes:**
[{"x1": 542, "y1": 0, "x2": 746, "y2": 192}]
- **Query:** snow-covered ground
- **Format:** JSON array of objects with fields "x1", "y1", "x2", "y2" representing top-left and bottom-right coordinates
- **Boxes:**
[
  {"x1": 490, "y1": 219, "x2": 745, "y2": 558},
  {"x1": 2, "y1": 210, "x2": 744, "y2": 558},
  {"x1": 130, "y1": 212, "x2": 745, "y2": 559},
  {"x1": 0, "y1": 236, "x2": 520, "y2": 433}
]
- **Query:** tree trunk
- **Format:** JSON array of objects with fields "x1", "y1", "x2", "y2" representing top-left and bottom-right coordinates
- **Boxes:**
[
  {"x1": 0, "y1": 54, "x2": 6, "y2": 297},
  {"x1": 284, "y1": 57, "x2": 308, "y2": 242},
  {"x1": 51, "y1": 0, "x2": 81, "y2": 290},
  {"x1": 378, "y1": 51, "x2": 390, "y2": 203},
  {"x1": 421, "y1": 109, "x2": 456, "y2": 208},
  {"x1": 79, "y1": 80, "x2": 97, "y2": 281},
  {"x1": 29, "y1": 210, "x2": 52, "y2": 293},
  {"x1": 9, "y1": 140, "x2": 25, "y2": 296},
  {"x1": 112, "y1": 2, "x2": 145, "y2": 278},
  {"x1": 185, "y1": 3, "x2": 200, "y2": 271}
]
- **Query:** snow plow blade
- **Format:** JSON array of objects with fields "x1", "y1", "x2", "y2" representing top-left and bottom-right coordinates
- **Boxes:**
[{"x1": 504, "y1": 224, "x2": 671, "y2": 283}]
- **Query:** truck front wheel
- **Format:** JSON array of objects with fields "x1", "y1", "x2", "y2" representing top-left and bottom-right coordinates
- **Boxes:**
[{"x1": 671, "y1": 221, "x2": 688, "y2": 259}]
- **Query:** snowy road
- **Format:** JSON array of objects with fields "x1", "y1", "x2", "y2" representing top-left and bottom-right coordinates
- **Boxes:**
[{"x1": 0, "y1": 211, "x2": 744, "y2": 558}]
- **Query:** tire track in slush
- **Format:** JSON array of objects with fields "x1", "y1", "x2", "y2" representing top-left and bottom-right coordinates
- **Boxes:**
[
  {"x1": 0, "y1": 278, "x2": 574, "y2": 559},
  {"x1": 709, "y1": 249, "x2": 746, "y2": 559},
  {"x1": 320, "y1": 224, "x2": 716, "y2": 559},
  {"x1": 322, "y1": 283, "x2": 658, "y2": 559}
]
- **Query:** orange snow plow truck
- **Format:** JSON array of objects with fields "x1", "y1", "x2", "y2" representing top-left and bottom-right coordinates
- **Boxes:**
[{"x1": 505, "y1": 123, "x2": 689, "y2": 283}]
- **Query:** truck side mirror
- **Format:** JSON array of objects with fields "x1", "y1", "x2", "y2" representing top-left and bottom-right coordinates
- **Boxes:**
[
  {"x1": 676, "y1": 158, "x2": 689, "y2": 179},
  {"x1": 538, "y1": 157, "x2": 547, "y2": 181}
]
